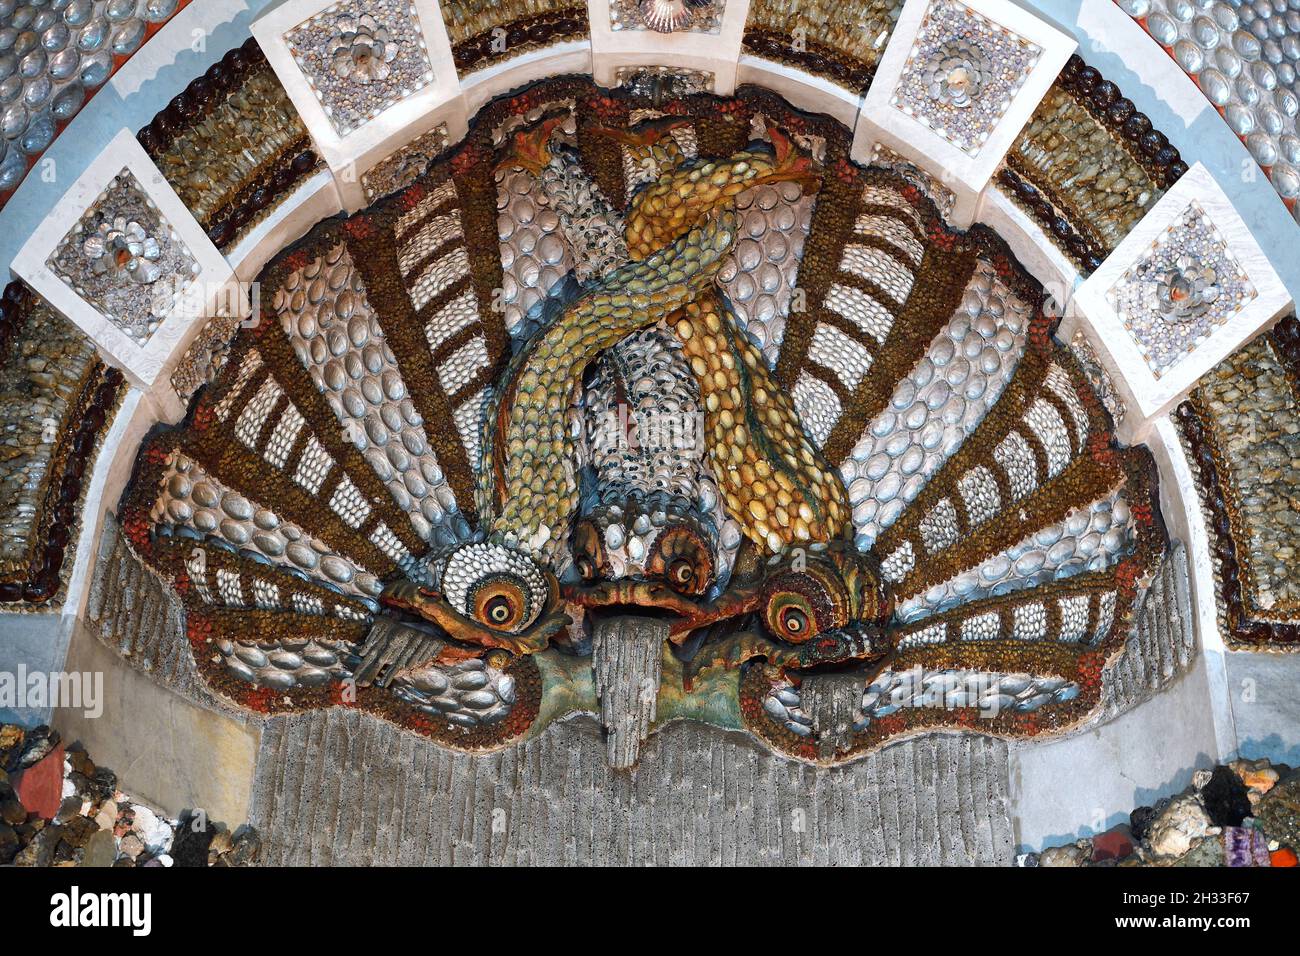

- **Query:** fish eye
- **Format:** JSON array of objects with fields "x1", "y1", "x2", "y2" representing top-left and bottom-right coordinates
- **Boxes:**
[
  {"x1": 441, "y1": 542, "x2": 548, "y2": 634},
  {"x1": 473, "y1": 577, "x2": 530, "y2": 630},
  {"x1": 764, "y1": 589, "x2": 820, "y2": 643},
  {"x1": 649, "y1": 526, "x2": 713, "y2": 595},
  {"x1": 761, "y1": 565, "x2": 848, "y2": 644},
  {"x1": 669, "y1": 557, "x2": 695, "y2": 587}
]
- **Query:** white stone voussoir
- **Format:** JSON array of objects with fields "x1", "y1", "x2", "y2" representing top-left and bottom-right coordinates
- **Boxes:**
[
  {"x1": 251, "y1": 0, "x2": 464, "y2": 207},
  {"x1": 590, "y1": 0, "x2": 750, "y2": 94},
  {"x1": 12, "y1": 129, "x2": 239, "y2": 407},
  {"x1": 1072, "y1": 162, "x2": 1293, "y2": 445},
  {"x1": 853, "y1": 0, "x2": 1076, "y2": 228}
]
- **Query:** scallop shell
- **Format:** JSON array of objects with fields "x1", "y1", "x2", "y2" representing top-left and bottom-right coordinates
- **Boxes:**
[{"x1": 638, "y1": 0, "x2": 692, "y2": 33}]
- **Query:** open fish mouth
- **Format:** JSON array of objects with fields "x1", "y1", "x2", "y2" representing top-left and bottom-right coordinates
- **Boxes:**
[{"x1": 564, "y1": 579, "x2": 746, "y2": 641}]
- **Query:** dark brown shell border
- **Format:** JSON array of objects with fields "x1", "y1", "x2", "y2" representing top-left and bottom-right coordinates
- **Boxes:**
[
  {"x1": 136, "y1": 38, "x2": 321, "y2": 250},
  {"x1": 1001, "y1": 54, "x2": 1187, "y2": 274},
  {"x1": 0, "y1": 282, "x2": 125, "y2": 607},
  {"x1": 1177, "y1": 317, "x2": 1300, "y2": 649}
]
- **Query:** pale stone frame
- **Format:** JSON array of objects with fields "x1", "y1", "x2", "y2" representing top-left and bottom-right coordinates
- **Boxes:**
[
  {"x1": 1070, "y1": 163, "x2": 1293, "y2": 446},
  {"x1": 458, "y1": 39, "x2": 593, "y2": 117},
  {"x1": 11, "y1": 129, "x2": 239, "y2": 417},
  {"x1": 336, "y1": 95, "x2": 470, "y2": 212},
  {"x1": 589, "y1": 0, "x2": 752, "y2": 95},
  {"x1": 852, "y1": 0, "x2": 1076, "y2": 228},
  {"x1": 250, "y1": 0, "x2": 465, "y2": 211}
]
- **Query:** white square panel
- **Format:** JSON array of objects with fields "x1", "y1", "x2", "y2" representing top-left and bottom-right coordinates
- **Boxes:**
[
  {"x1": 284, "y1": 0, "x2": 438, "y2": 137},
  {"x1": 590, "y1": 0, "x2": 749, "y2": 93},
  {"x1": 889, "y1": 0, "x2": 1041, "y2": 155},
  {"x1": 852, "y1": 0, "x2": 1075, "y2": 226},
  {"x1": 1073, "y1": 163, "x2": 1293, "y2": 441},
  {"x1": 12, "y1": 130, "x2": 238, "y2": 394},
  {"x1": 252, "y1": 0, "x2": 464, "y2": 184}
]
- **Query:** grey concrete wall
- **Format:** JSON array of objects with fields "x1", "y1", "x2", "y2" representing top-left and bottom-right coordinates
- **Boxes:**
[
  {"x1": 0, "y1": 612, "x2": 72, "y2": 727},
  {"x1": 250, "y1": 708, "x2": 1015, "y2": 866},
  {"x1": 56, "y1": 622, "x2": 260, "y2": 828},
  {"x1": 1009, "y1": 655, "x2": 1219, "y2": 852}
]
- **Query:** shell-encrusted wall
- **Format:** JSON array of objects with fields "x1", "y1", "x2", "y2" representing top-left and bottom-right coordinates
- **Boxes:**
[
  {"x1": 742, "y1": 0, "x2": 905, "y2": 91},
  {"x1": 1179, "y1": 314, "x2": 1300, "y2": 648},
  {"x1": 0, "y1": 0, "x2": 190, "y2": 212},
  {"x1": 1002, "y1": 55, "x2": 1187, "y2": 273},
  {"x1": 0, "y1": 285, "x2": 122, "y2": 607},
  {"x1": 1120, "y1": 0, "x2": 1300, "y2": 220},
  {"x1": 437, "y1": 0, "x2": 590, "y2": 76},
  {"x1": 137, "y1": 39, "x2": 321, "y2": 250}
]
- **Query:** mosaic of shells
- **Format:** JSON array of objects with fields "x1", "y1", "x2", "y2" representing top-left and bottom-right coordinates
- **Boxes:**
[
  {"x1": 892, "y1": 0, "x2": 1042, "y2": 155},
  {"x1": 284, "y1": 0, "x2": 435, "y2": 136},
  {"x1": 118, "y1": 78, "x2": 1165, "y2": 766},
  {"x1": 46, "y1": 169, "x2": 199, "y2": 345},
  {"x1": 1120, "y1": 0, "x2": 1300, "y2": 220},
  {"x1": 0, "y1": 0, "x2": 187, "y2": 203}
]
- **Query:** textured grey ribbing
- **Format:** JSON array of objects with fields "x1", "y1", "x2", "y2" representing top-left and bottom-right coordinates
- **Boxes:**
[
  {"x1": 83, "y1": 515, "x2": 257, "y2": 722},
  {"x1": 1097, "y1": 544, "x2": 1195, "y2": 719},
  {"x1": 591, "y1": 615, "x2": 667, "y2": 769},
  {"x1": 353, "y1": 617, "x2": 445, "y2": 687},
  {"x1": 85, "y1": 514, "x2": 194, "y2": 693},
  {"x1": 801, "y1": 671, "x2": 867, "y2": 760},
  {"x1": 248, "y1": 707, "x2": 1015, "y2": 865}
]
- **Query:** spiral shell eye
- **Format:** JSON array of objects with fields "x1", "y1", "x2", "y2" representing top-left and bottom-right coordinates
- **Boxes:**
[
  {"x1": 779, "y1": 605, "x2": 809, "y2": 636},
  {"x1": 669, "y1": 557, "x2": 695, "y2": 588},
  {"x1": 648, "y1": 525, "x2": 713, "y2": 595},
  {"x1": 761, "y1": 566, "x2": 847, "y2": 644},
  {"x1": 440, "y1": 542, "x2": 548, "y2": 634},
  {"x1": 764, "y1": 590, "x2": 819, "y2": 643}
]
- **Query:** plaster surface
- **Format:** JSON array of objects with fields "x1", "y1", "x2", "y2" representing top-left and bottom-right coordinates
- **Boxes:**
[
  {"x1": 56, "y1": 620, "x2": 260, "y2": 828},
  {"x1": 1009, "y1": 654, "x2": 1219, "y2": 851}
]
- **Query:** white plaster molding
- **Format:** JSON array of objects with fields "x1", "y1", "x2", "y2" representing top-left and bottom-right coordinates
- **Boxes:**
[
  {"x1": 251, "y1": 0, "x2": 463, "y2": 201},
  {"x1": 228, "y1": 167, "x2": 344, "y2": 281},
  {"x1": 1073, "y1": 0, "x2": 1212, "y2": 130},
  {"x1": 458, "y1": 39, "x2": 593, "y2": 116},
  {"x1": 736, "y1": 55, "x2": 863, "y2": 128},
  {"x1": 1072, "y1": 163, "x2": 1293, "y2": 446},
  {"x1": 589, "y1": 0, "x2": 750, "y2": 94},
  {"x1": 853, "y1": 0, "x2": 1076, "y2": 228},
  {"x1": 1148, "y1": 414, "x2": 1238, "y2": 761},
  {"x1": 982, "y1": 185, "x2": 1080, "y2": 307},
  {"x1": 12, "y1": 129, "x2": 239, "y2": 411}
]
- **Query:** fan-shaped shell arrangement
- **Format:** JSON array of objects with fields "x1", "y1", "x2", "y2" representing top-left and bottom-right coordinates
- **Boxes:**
[{"x1": 120, "y1": 79, "x2": 1163, "y2": 767}]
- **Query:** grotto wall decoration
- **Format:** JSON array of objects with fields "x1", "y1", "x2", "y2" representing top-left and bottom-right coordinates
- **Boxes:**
[{"x1": 118, "y1": 77, "x2": 1165, "y2": 768}]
